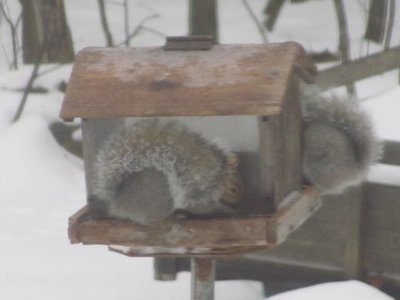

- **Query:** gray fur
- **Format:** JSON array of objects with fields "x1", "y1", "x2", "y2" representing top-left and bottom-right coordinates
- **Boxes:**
[
  {"x1": 90, "y1": 90, "x2": 382, "y2": 223},
  {"x1": 301, "y1": 88, "x2": 382, "y2": 194},
  {"x1": 91, "y1": 119, "x2": 240, "y2": 224}
]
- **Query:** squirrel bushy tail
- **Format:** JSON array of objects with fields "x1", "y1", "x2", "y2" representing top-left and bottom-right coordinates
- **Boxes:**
[
  {"x1": 301, "y1": 88, "x2": 382, "y2": 194},
  {"x1": 91, "y1": 119, "x2": 242, "y2": 224}
]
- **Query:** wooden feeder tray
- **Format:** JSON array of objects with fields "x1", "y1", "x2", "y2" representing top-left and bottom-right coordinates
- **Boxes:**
[
  {"x1": 68, "y1": 187, "x2": 320, "y2": 257},
  {"x1": 63, "y1": 38, "x2": 320, "y2": 300},
  {"x1": 63, "y1": 38, "x2": 320, "y2": 256}
]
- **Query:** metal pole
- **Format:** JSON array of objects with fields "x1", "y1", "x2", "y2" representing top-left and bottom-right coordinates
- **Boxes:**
[{"x1": 191, "y1": 258, "x2": 216, "y2": 300}]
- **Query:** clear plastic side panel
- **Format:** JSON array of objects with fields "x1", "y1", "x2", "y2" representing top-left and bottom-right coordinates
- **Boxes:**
[
  {"x1": 82, "y1": 116, "x2": 266, "y2": 221},
  {"x1": 82, "y1": 118, "x2": 125, "y2": 196}
]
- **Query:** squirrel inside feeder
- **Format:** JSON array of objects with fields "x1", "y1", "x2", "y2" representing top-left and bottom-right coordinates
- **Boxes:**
[{"x1": 89, "y1": 89, "x2": 382, "y2": 225}]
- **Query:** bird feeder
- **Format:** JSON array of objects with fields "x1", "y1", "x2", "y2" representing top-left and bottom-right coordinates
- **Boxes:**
[{"x1": 61, "y1": 37, "x2": 320, "y2": 300}]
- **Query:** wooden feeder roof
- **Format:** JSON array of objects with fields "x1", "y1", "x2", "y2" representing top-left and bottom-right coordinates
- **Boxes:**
[{"x1": 60, "y1": 42, "x2": 316, "y2": 120}]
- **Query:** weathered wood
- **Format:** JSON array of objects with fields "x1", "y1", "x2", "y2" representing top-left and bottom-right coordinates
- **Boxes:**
[
  {"x1": 109, "y1": 245, "x2": 265, "y2": 257},
  {"x1": 253, "y1": 189, "x2": 359, "y2": 268},
  {"x1": 191, "y1": 258, "x2": 215, "y2": 300},
  {"x1": 164, "y1": 36, "x2": 214, "y2": 51},
  {"x1": 69, "y1": 207, "x2": 269, "y2": 254},
  {"x1": 189, "y1": 0, "x2": 218, "y2": 42},
  {"x1": 267, "y1": 187, "x2": 321, "y2": 244},
  {"x1": 154, "y1": 182, "x2": 400, "y2": 298},
  {"x1": 342, "y1": 185, "x2": 365, "y2": 279},
  {"x1": 362, "y1": 183, "x2": 400, "y2": 275},
  {"x1": 316, "y1": 45, "x2": 400, "y2": 91},
  {"x1": 68, "y1": 206, "x2": 88, "y2": 244},
  {"x1": 60, "y1": 42, "x2": 316, "y2": 120},
  {"x1": 68, "y1": 187, "x2": 321, "y2": 256},
  {"x1": 258, "y1": 75, "x2": 304, "y2": 211},
  {"x1": 154, "y1": 258, "x2": 178, "y2": 281}
]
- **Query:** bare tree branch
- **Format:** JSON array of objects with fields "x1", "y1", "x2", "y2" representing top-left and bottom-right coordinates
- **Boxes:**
[
  {"x1": 384, "y1": 0, "x2": 395, "y2": 50},
  {"x1": 13, "y1": 2, "x2": 53, "y2": 122},
  {"x1": 333, "y1": 0, "x2": 356, "y2": 97},
  {"x1": 123, "y1": 0, "x2": 130, "y2": 46},
  {"x1": 117, "y1": 13, "x2": 160, "y2": 46},
  {"x1": 140, "y1": 26, "x2": 166, "y2": 38},
  {"x1": 1, "y1": 42, "x2": 11, "y2": 67},
  {"x1": 37, "y1": 63, "x2": 66, "y2": 78},
  {"x1": 241, "y1": 0, "x2": 268, "y2": 43},
  {"x1": 263, "y1": 0, "x2": 286, "y2": 31},
  {"x1": 97, "y1": 0, "x2": 114, "y2": 46},
  {"x1": 0, "y1": 0, "x2": 20, "y2": 69}
]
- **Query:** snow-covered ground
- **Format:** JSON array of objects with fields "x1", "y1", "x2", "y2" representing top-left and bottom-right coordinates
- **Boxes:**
[{"x1": 0, "y1": 0, "x2": 399, "y2": 299}]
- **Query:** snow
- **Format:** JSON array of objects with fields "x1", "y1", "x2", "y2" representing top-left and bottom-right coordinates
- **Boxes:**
[
  {"x1": 368, "y1": 164, "x2": 400, "y2": 186},
  {"x1": 363, "y1": 86, "x2": 400, "y2": 142},
  {"x1": 268, "y1": 281, "x2": 394, "y2": 300},
  {"x1": 0, "y1": 0, "x2": 399, "y2": 299}
]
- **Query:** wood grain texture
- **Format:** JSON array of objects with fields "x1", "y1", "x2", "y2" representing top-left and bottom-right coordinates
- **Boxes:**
[
  {"x1": 258, "y1": 74, "x2": 303, "y2": 211},
  {"x1": 60, "y1": 42, "x2": 316, "y2": 120},
  {"x1": 342, "y1": 185, "x2": 365, "y2": 279},
  {"x1": 254, "y1": 186, "x2": 370, "y2": 271},
  {"x1": 69, "y1": 206, "x2": 268, "y2": 253},
  {"x1": 68, "y1": 187, "x2": 321, "y2": 257},
  {"x1": 362, "y1": 183, "x2": 400, "y2": 275},
  {"x1": 267, "y1": 186, "x2": 321, "y2": 245}
]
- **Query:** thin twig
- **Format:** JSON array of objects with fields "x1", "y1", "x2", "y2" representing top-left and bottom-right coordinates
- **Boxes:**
[
  {"x1": 12, "y1": 4, "x2": 52, "y2": 123},
  {"x1": 117, "y1": 13, "x2": 159, "y2": 46},
  {"x1": 123, "y1": 0, "x2": 130, "y2": 46},
  {"x1": 241, "y1": 0, "x2": 268, "y2": 43},
  {"x1": 12, "y1": 61, "x2": 43, "y2": 122},
  {"x1": 97, "y1": 0, "x2": 114, "y2": 46},
  {"x1": 1, "y1": 42, "x2": 11, "y2": 68},
  {"x1": 37, "y1": 63, "x2": 66, "y2": 78},
  {"x1": 0, "y1": 0, "x2": 19, "y2": 69},
  {"x1": 140, "y1": 26, "x2": 166, "y2": 38}
]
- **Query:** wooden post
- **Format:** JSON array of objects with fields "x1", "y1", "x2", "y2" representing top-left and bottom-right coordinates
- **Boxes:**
[
  {"x1": 343, "y1": 186, "x2": 366, "y2": 279},
  {"x1": 258, "y1": 75, "x2": 303, "y2": 213},
  {"x1": 189, "y1": 0, "x2": 219, "y2": 42},
  {"x1": 154, "y1": 258, "x2": 178, "y2": 281},
  {"x1": 191, "y1": 258, "x2": 216, "y2": 300}
]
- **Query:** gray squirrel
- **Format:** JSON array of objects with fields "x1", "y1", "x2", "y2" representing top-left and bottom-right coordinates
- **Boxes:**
[
  {"x1": 301, "y1": 88, "x2": 382, "y2": 194},
  {"x1": 90, "y1": 119, "x2": 242, "y2": 224},
  {"x1": 89, "y1": 89, "x2": 381, "y2": 224}
]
